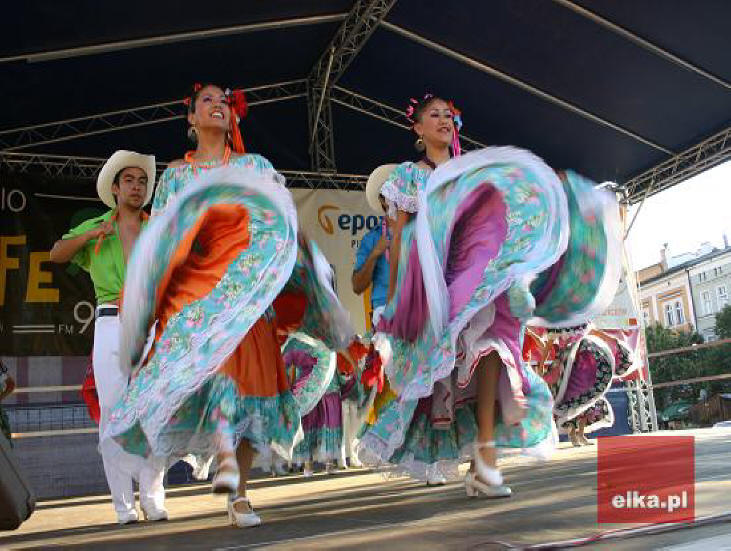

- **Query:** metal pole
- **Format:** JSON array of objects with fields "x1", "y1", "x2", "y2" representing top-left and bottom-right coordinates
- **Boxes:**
[
  {"x1": 310, "y1": 47, "x2": 335, "y2": 150},
  {"x1": 637, "y1": 379, "x2": 648, "y2": 432}
]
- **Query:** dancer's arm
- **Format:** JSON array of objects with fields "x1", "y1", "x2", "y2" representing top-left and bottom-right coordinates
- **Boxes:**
[
  {"x1": 49, "y1": 221, "x2": 113, "y2": 264},
  {"x1": 537, "y1": 335, "x2": 556, "y2": 376},
  {"x1": 387, "y1": 210, "x2": 410, "y2": 303},
  {"x1": 352, "y1": 235, "x2": 388, "y2": 295}
]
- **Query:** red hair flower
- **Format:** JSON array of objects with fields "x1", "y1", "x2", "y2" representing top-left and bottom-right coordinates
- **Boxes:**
[{"x1": 225, "y1": 89, "x2": 248, "y2": 120}]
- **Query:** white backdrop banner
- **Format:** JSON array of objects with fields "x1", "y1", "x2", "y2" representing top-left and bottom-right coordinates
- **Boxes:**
[
  {"x1": 593, "y1": 209, "x2": 648, "y2": 381},
  {"x1": 291, "y1": 189, "x2": 381, "y2": 335}
]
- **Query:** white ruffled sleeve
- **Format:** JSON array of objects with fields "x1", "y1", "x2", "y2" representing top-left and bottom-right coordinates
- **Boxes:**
[{"x1": 379, "y1": 162, "x2": 419, "y2": 219}]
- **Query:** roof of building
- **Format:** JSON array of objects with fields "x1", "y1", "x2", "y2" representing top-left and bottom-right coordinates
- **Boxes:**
[{"x1": 640, "y1": 246, "x2": 731, "y2": 287}]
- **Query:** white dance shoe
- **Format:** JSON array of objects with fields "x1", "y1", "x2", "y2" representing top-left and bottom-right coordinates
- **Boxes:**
[
  {"x1": 228, "y1": 496, "x2": 262, "y2": 528},
  {"x1": 465, "y1": 442, "x2": 511, "y2": 498},
  {"x1": 425, "y1": 464, "x2": 447, "y2": 486},
  {"x1": 141, "y1": 502, "x2": 169, "y2": 521}
]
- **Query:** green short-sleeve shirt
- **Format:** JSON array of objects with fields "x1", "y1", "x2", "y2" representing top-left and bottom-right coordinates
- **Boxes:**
[{"x1": 63, "y1": 210, "x2": 147, "y2": 304}]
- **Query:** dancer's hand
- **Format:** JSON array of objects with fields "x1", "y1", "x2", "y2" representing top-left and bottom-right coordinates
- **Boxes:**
[
  {"x1": 374, "y1": 235, "x2": 390, "y2": 256},
  {"x1": 88, "y1": 220, "x2": 114, "y2": 240}
]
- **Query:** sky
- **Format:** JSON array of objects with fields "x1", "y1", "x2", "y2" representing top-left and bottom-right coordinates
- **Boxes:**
[{"x1": 624, "y1": 160, "x2": 731, "y2": 271}]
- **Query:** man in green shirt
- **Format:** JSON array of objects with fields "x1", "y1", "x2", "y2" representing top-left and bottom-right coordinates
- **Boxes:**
[{"x1": 50, "y1": 150, "x2": 167, "y2": 525}]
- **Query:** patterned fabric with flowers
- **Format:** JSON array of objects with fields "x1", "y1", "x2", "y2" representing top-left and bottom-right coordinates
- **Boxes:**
[
  {"x1": 379, "y1": 156, "x2": 566, "y2": 398},
  {"x1": 552, "y1": 336, "x2": 615, "y2": 425},
  {"x1": 530, "y1": 170, "x2": 621, "y2": 327},
  {"x1": 379, "y1": 162, "x2": 426, "y2": 219},
  {"x1": 399, "y1": 363, "x2": 553, "y2": 475},
  {"x1": 359, "y1": 148, "x2": 620, "y2": 471},
  {"x1": 283, "y1": 334, "x2": 337, "y2": 417},
  {"x1": 151, "y1": 154, "x2": 275, "y2": 219},
  {"x1": 104, "y1": 154, "x2": 352, "y2": 467}
]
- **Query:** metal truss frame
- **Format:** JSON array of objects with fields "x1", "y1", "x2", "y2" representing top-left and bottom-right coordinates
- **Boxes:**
[
  {"x1": 307, "y1": 0, "x2": 397, "y2": 172},
  {"x1": 622, "y1": 126, "x2": 731, "y2": 204},
  {"x1": 0, "y1": 151, "x2": 367, "y2": 190},
  {"x1": 627, "y1": 379, "x2": 658, "y2": 433},
  {"x1": 1, "y1": 14, "x2": 348, "y2": 64},
  {"x1": 0, "y1": 80, "x2": 308, "y2": 151}
]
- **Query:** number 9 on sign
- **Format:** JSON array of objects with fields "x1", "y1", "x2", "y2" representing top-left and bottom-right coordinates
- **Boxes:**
[{"x1": 74, "y1": 301, "x2": 94, "y2": 334}]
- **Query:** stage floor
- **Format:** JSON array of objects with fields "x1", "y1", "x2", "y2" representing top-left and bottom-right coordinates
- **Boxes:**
[{"x1": 2, "y1": 428, "x2": 730, "y2": 550}]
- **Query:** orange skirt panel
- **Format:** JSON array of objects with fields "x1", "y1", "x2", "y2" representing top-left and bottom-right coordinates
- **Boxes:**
[
  {"x1": 219, "y1": 315, "x2": 290, "y2": 397},
  {"x1": 148, "y1": 204, "x2": 288, "y2": 398}
]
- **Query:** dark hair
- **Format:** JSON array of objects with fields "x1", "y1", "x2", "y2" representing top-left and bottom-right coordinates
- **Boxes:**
[
  {"x1": 186, "y1": 83, "x2": 236, "y2": 148},
  {"x1": 110, "y1": 169, "x2": 124, "y2": 205},
  {"x1": 112, "y1": 168, "x2": 125, "y2": 186},
  {"x1": 187, "y1": 83, "x2": 225, "y2": 115},
  {"x1": 112, "y1": 167, "x2": 146, "y2": 185},
  {"x1": 412, "y1": 95, "x2": 447, "y2": 124}
]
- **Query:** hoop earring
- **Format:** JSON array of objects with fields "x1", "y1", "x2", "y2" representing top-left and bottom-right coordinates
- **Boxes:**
[
  {"x1": 414, "y1": 136, "x2": 425, "y2": 152},
  {"x1": 187, "y1": 126, "x2": 197, "y2": 143}
]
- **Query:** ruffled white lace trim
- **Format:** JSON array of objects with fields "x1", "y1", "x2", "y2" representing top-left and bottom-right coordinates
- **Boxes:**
[
  {"x1": 380, "y1": 179, "x2": 418, "y2": 219},
  {"x1": 357, "y1": 430, "x2": 556, "y2": 482}
]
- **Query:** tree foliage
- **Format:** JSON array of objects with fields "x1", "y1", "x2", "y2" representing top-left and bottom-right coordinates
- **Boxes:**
[
  {"x1": 646, "y1": 324, "x2": 731, "y2": 411},
  {"x1": 716, "y1": 305, "x2": 731, "y2": 339}
]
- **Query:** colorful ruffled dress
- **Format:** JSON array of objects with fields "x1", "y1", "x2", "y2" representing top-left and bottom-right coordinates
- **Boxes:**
[
  {"x1": 546, "y1": 328, "x2": 636, "y2": 433},
  {"x1": 283, "y1": 335, "x2": 356, "y2": 465},
  {"x1": 525, "y1": 325, "x2": 637, "y2": 434},
  {"x1": 102, "y1": 155, "x2": 353, "y2": 470},
  {"x1": 572, "y1": 332, "x2": 637, "y2": 433},
  {"x1": 358, "y1": 147, "x2": 621, "y2": 479}
]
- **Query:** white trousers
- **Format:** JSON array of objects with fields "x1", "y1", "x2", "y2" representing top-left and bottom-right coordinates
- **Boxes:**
[
  {"x1": 93, "y1": 308, "x2": 165, "y2": 514},
  {"x1": 341, "y1": 399, "x2": 362, "y2": 466}
]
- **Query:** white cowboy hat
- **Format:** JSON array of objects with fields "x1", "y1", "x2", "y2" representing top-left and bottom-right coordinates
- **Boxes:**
[
  {"x1": 97, "y1": 150, "x2": 156, "y2": 209},
  {"x1": 366, "y1": 164, "x2": 398, "y2": 213}
]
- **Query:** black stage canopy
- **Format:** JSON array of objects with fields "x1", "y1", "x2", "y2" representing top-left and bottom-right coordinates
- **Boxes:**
[{"x1": 2, "y1": 1, "x2": 730, "y2": 201}]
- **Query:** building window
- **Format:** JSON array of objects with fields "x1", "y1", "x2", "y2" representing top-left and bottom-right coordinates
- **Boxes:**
[
  {"x1": 675, "y1": 301, "x2": 684, "y2": 325},
  {"x1": 665, "y1": 303, "x2": 675, "y2": 326},
  {"x1": 642, "y1": 309, "x2": 650, "y2": 327},
  {"x1": 719, "y1": 285, "x2": 729, "y2": 309},
  {"x1": 699, "y1": 272, "x2": 707, "y2": 282},
  {"x1": 702, "y1": 290, "x2": 713, "y2": 315}
]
